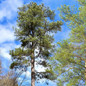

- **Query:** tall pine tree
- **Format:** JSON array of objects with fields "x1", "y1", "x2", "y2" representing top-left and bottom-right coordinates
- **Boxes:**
[
  {"x1": 10, "y1": 2, "x2": 62, "y2": 86},
  {"x1": 51, "y1": 0, "x2": 86, "y2": 85}
]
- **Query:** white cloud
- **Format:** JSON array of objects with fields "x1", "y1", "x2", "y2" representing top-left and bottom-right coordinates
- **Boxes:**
[
  {"x1": 26, "y1": 71, "x2": 31, "y2": 77},
  {"x1": 22, "y1": 70, "x2": 31, "y2": 78},
  {"x1": 0, "y1": 0, "x2": 23, "y2": 60},
  {"x1": 35, "y1": 61, "x2": 46, "y2": 72},
  {"x1": 0, "y1": 42, "x2": 20, "y2": 60},
  {"x1": 0, "y1": 23, "x2": 19, "y2": 60},
  {"x1": 0, "y1": 47, "x2": 11, "y2": 60},
  {"x1": 0, "y1": 25, "x2": 15, "y2": 43},
  {"x1": 0, "y1": 0, "x2": 23, "y2": 20}
]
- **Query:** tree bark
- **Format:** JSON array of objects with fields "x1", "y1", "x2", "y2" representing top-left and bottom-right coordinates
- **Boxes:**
[
  {"x1": 85, "y1": 60, "x2": 86, "y2": 81},
  {"x1": 31, "y1": 52, "x2": 35, "y2": 86}
]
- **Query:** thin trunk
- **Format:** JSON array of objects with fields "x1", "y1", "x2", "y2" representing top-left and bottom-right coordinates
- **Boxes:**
[
  {"x1": 31, "y1": 52, "x2": 35, "y2": 86},
  {"x1": 85, "y1": 60, "x2": 86, "y2": 81},
  {"x1": 31, "y1": 22, "x2": 35, "y2": 86}
]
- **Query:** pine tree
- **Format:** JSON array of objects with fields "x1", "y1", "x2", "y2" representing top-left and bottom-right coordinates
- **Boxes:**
[
  {"x1": 9, "y1": 2, "x2": 62, "y2": 86},
  {"x1": 51, "y1": 0, "x2": 86, "y2": 85}
]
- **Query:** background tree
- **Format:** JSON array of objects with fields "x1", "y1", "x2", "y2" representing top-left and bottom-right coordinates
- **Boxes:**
[
  {"x1": 9, "y1": 2, "x2": 62, "y2": 86},
  {"x1": 0, "y1": 60, "x2": 18, "y2": 86},
  {"x1": 51, "y1": 0, "x2": 86, "y2": 86}
]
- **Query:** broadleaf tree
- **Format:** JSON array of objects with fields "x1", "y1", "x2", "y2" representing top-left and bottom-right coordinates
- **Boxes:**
[
  {"x1": 51, "y1": 0, "x2": 86, "y2": 85},
  {"x1": 0, "y1": 60, "x2": 18, "y2": 86},
  {"x1": 9, "y1": 2, "x2": 62, "y2": 86}
]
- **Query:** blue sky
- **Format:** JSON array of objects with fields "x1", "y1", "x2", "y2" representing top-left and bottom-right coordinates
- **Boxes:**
[{"x1": 0, "y1": 0, "x2": 79, "y2": 86}]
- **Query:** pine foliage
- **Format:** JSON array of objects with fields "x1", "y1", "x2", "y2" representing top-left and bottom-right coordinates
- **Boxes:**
[
  {"x1": 51, "y1": 0, "x2": 86, "y2": 85},
  {"x1": 10, "y1": 2, "x2": 62, "y2": 83}
]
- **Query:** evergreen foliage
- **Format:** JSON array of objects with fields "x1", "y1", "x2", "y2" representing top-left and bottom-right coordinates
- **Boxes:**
[
  {"x1": 9, "y1": 2, "x2": 62, "y2": 86},
  {"x1": 51, "y1": 0, "x2": 86, "y2": 85}
]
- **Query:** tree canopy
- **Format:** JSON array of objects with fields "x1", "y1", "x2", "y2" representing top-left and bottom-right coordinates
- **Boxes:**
[
  {"x1": 9, "y1": 2, "x2": 62, "y2": 86},
  {"x1": 51, "y1": 0, "x2": 86, "y2": 85}
]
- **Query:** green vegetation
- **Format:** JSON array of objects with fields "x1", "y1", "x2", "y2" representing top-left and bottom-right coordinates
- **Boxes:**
[
  {"x1": 51, "y1": 0, "x2": 86, "y2": 85},
  {"x1": 9, "y1": 2, "x2": 62, "y2": 86}
]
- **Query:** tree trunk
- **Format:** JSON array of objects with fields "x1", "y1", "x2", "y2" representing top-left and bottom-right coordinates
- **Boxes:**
[
  {"x1": 85, "y1": 60, "x2": 86, "y2": 81},
  {"x1": 31, "y1": 52, "x2": 35, "y2": 86}
]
